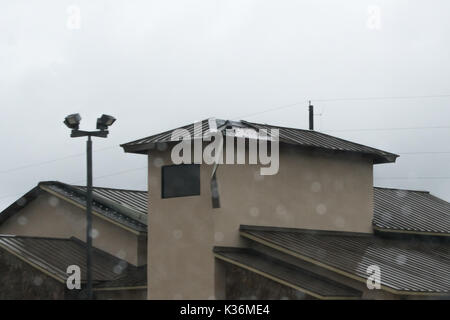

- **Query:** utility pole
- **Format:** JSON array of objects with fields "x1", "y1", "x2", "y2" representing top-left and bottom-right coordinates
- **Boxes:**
[
  {"x1": 86, "y1": 135, "x2": 93, "y2": 299},
  {"x1": 309, "y1": 100, "x2": 314, "y2": 130}
]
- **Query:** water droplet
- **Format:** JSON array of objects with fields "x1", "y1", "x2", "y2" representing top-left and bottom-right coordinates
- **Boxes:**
[
  {"x1": 90, "y1": 229, "x2": 99, "y2": 239},
  {"x1": 157, "y1": 143, "x2": 168, "y2": 151},
  {"x1": 174, "y1": 293, "x2": 183, "y2": 300},
  {"x1": 33, "y1": 276, "x2": 43, "y2": 286},
  {"x1": 310, "y1": 182, "x2": 321, "y2": 193},
  {"x1": 334, "y1": 216, "x2": 345, "y2": 228},
  {"x1": 16, "y1": 197, "x2": 27, "y2": 206},
  {"x1": 49, "y1": 196, "x2": 59, "y2": 207},
  {"x1": 214, "y1": 231, "x2": 224, "y2": 242},
  {"x1": 116, "y1": 250, "x2": 127, "y2": 259},
  {"x1": 153, "y1": 157, "x2": 164, "y2": 168},
  {"x1": 249, "y1": 207, "x2": 259, "y2": 217},
  {"x1": 396, "y1": 254, "x2": 407, "y2": 265},
  {"x1": 17, "y1": 216, "x2": 28, "y2": 226},
  {"x1": 173, "y1": 230, "x2": 183, "y2": 240},
  {"x1": 276, "y1": 205, "x2": 287, "y2": 216},
  {"x1": 316, "y1": 204, "x2": 327, "y2": 215}
]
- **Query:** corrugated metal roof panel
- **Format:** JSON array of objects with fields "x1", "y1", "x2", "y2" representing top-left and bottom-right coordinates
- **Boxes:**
[
  {"x1": 0, "y1": 235, "x2": 127, "y2": 282},
  {"x1": 244, "y1": 121, "x2": 398, "y2": 163},
  {"x1": 214, "y1": 247, "x2": 361, "y2": 299},
  {"x1": 373, "y1": 187, "x2": 450, "y2": 235},
  {"x1": 121, "y1": 119, "x2": 211, "y2": 148},
  {"x1": 120, "y1": 118, "x2": 398, "y2": 163},
  {"x1": 0, "y1": 182, "x2": 148, "y2": 233},
  {"x1": 240, "y1": 225, "x2": 450, "y2": 294},
  {"x1": 94, "y1": 265, "x2": 147, "y2": 289},
  {"x1": 76, "y1": 186, "x2": 147, "y2": 214},
  {"x1": 40, "y1": 182, "x2": 147, "y2": 233}
]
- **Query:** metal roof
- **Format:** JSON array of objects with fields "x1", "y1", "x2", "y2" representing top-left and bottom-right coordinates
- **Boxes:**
[
  {"x1": 121, "y1": 119, "x2": 211, "y2": 152},
  {"x1": 40, "y1": 182, "x2": 147, "y2": 232},
  {"x1": 214, "y1": 246, "x2": 361, "y2": 299},
  {"x1": 94, "y1": 265, "x2": 147, "y2": 290},
  {"x1": 240, "y1": 225, "x2": 450, "y2": 295},
  {"x1": 0, "y1": 182, "x2": 147, "y2": 233},
  {"x1": 0, "y1": 235, "x2": 127, "y2": 283},
  {"x1": 244, "y1": 121, "x2": 398, "y2": 163},
  {"x1": 373, "y1": 187, "x2": 450, "y2": 236},
  {"x1": 76, "y1": 185, "x2": 147, "y2": 214},
  {"x1": 121, "y1": 118, "x2": 398, "y2": 163}
]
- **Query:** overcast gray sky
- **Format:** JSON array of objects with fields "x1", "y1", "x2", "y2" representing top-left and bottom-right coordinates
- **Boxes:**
[{"x1": 1, "y1": 0, "x2": 449, "y2": 211}]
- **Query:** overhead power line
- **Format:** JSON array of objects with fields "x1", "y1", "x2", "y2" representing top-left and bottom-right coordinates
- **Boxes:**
[
  {"x1": 0, "y1": 145, "x2": 118, "y2": 175},
  {"x1": 375, "y1": 177, "x2": 450, "y2": 180},
  {"x1": 325, "y1": 125, "x2": 450, "y2": 133},
  {"x1": 70, "y1": 166, "x2": 147, "y2": 185},
  {"x1": 399, "y1": 151, "x2": 450, "y2": 155},
  {"x1": 237, "y1": 93, "x2": 450, "y2": 120},
  {"x1": 1, "y1": 93, "x2": 450, "y2": 178},
  {"x1": 0, "y1": 166, "x2": 147, "y2": 201},
  {"x1": 313, "y1": 94, "x2": 450, "y2": 102}
]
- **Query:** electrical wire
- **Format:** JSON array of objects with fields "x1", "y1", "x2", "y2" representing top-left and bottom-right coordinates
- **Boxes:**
[{"x1": 2, "y1": 92, "x2": 450, "y2": 200}]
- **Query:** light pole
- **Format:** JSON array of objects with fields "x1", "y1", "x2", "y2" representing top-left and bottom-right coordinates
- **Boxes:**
[{"x1": 64, "y1": 113, "x2": 116, "y2": 300}]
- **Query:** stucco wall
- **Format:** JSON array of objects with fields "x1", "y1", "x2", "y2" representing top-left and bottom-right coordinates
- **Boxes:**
[
  {"x1": 0, "y1": 192, "x2": 143, "y2": 266},
  {"x1": 146, "y1": 142, "x2": 374, "y2": 299},
  {"x1": 147, "y1": 151, "x2": 216, "y2": 299},
  {"x1": 214, "y1": 144, "x2": 374, "y2": 248}
]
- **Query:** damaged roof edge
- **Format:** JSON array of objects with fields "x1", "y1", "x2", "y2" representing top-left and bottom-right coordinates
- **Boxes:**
[{"x1": 120, "y1": 118, "x2": 399, "y2": 164}]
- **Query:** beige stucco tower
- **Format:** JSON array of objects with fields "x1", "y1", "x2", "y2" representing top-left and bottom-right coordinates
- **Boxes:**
[{"x1": 121, "y1": 118, "x2": 397, "y2": 299}]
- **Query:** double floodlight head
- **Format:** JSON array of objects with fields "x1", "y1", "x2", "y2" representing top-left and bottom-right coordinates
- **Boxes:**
[
  {"x1": 64, "y1": 113, "x2": 82, "y2": 130},
  {"x1": 64, "y1": 113, "x2": 116, "y2": 137},
  {"x1": 96, "y1": 114, "x2": 116, "y2": 130}
]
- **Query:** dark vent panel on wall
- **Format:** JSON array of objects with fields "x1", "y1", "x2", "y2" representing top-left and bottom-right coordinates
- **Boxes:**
[{"x1": 162, "y1": 164, "x2": 200, "y2": 198}]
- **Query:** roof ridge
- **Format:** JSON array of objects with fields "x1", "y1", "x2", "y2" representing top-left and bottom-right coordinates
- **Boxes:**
[
  {"x1": 39, "y1": 181, "x2": 146, "y2": 193},
  {"x1": 374, "y1": 186, "x2": 430, "y2": 193},
  {"x1": 240, "y1": 225, "x2": 371, "y2": 237},
  {"x1": 0, "y1": 234, "x2": 72, "y2": 241},
  {"x1": 74, "y1": 185, "x2": 147, "y2": 193}
]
